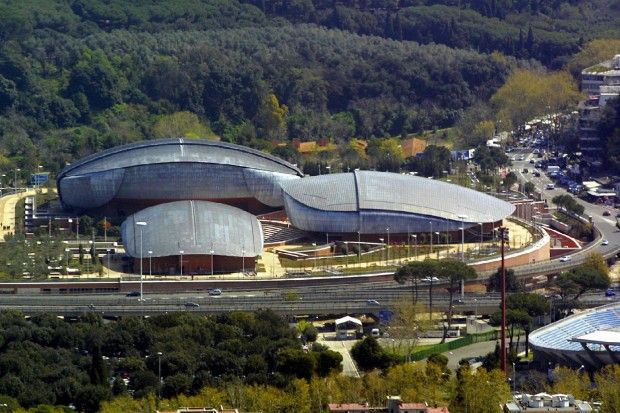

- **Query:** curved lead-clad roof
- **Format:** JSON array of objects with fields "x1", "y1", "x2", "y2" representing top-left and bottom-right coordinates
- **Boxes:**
[
  {"x1": 121, "y1": 200, "x2": 263, "y2": 258},
  {"x1": 58, "y1": 138, "x2": 303, "y2": 179},
  {"x1": 282, "y1": 171, "x2": 515, "y2": 223}
]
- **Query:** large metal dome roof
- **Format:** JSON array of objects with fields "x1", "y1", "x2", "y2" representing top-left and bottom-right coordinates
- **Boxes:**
[
  {"x1": 282, "y1": 170, "x2": 515, "y2": 223},
  {"x1": 58, "y1": 138, "x2": 303, "y2": 180},
  {"x1": 121, "y1": 200, "x2": 263, "y2": 258}
]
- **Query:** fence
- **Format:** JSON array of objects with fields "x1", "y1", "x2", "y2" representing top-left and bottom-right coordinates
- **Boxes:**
[{"x1": 409, "y1": 330, "x2": 499, "y2": 361}]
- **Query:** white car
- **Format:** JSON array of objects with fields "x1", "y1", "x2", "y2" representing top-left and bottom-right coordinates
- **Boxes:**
[
  {"x1": 602, "y1": 239, "x2": 609, "y2": 246},
  {"x1": 559, "y1": 256, "x2": 572, "y2": 262},
  {"x1": 421, "y1": 276, "x2": 440, "y2": 283}
]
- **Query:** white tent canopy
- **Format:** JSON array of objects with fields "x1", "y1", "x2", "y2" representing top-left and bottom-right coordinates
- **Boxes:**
[{"x1": 335, "y1": 316, "x2": 362, "y2": 330}]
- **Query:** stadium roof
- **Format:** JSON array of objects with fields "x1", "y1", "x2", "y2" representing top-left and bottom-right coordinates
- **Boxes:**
[
  {"x1": 570, "y1": 330, "x2": 620, "y2": 346},
  {"x1": 282, "y1": 170, "x2": 514, "y2": 223},
  {"x1": 58, "y1": 138, "x2": 302, "y2": 179},
  {"x1": 121, "y1": 200, "x2": 263, "y2": 258}
]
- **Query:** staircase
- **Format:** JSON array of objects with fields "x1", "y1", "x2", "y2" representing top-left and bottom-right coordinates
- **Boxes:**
[{"x1": 261, "y1": 222, "x2": 307, "y2": 246}]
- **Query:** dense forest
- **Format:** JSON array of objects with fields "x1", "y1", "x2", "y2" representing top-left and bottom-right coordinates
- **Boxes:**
[{"x1": 0, "y1": 0, "x2": 618, "y2": 178}]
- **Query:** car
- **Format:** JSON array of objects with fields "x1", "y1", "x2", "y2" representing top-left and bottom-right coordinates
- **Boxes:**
[
  {"x1": 603, "y1": 210, "x2": 611, "y2": 216},
  {"x1": 602, "y1": 239, "x2": 609, "y2": 246},
  {"x1": 366, "y1": 299, "x2": 380, "y2": 306},
  {"x1": 545, "y1": 183, "x2": 555, "y2": 190},
  {"x1": 605, "y1": 288, "x2": 616, "y2": 297},
  {"x1": 533, "y1": 172, "x2": 540, "y2": 177},
  {"x1": 126, "y1": 291, "x2": 141, "y2": 297},
  {"x1": 529, "y1": 159, "x2": 535, "y2": 164},
  {"x1": 208, "y1": 288, "x2": 222, "y2": 296},
  {"x1": 421, "y1": 276, "x2": 440, "y2": 283},
  {"x1": 559, "y1": 255, "x2": 572, "y2": 262},
  {"x1": 184, "y1": 302, "x2": 200, "y2": 307},
  {"x1": 522, "y1": 168, "x2": 529, "y2": 174}
]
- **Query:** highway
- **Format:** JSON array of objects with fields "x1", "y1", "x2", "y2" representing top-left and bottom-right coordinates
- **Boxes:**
[{"x1": 1, "y1": 284, "x2": 615, "y2": 316}]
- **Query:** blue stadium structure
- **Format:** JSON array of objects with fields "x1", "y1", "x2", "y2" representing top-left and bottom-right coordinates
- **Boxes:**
[
  {"x1": 57, "y1": 138, "x2": 303, "y2": 214},
  {"x1": 529, "y1": 303, "x2": 620, "y2": 369}
]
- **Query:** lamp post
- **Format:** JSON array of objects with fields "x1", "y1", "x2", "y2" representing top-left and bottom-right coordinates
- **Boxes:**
[
  {"x1": 429, "y1": 221, "x2": 433, "y2": 255},
  {"x1": 148, "y1": 250, "x2": 152, "y2": 278},
  {"x1": 179, "y1": 250, "x2": 184, "y2": 276},
  {"x1": 210, "y1": 248, "x2": 214, "y2": 276},
  {"x1": 411, "y1": 234, "x2": 417, "y2": 260},
  {"x1": 434, "y1": 231, "x2": 440, "y2": 249},
  {"x1": 135, "y1": 221, "x2": 147, "y2": 302},
  {"x1": 242, "y1": 248, "x2": 246, "y2": 274},
  {"x1": 106, "y1": 248, "x2": 111, "y2": 276},
  {"x1": 479, "y1": 222, "x2": 483, "y2": 253},
  {"x1": 458, "y1": 214, "x2": 468, "y2": 300},
  {"x1": 357, "y1": 231, "x2": 361, "y2": 266},
  {"x1": 386, "y1": 227, "x2": 390, "y2": 264},
  {"x1": 512, "y1": 362, "x2": 516, "y2": 393},
  {"x1": 157, "y1": 351, "x2": 163, "y2": 401},
  {"x1": 379, "y1": 238, "x2": 384, "y2": 264},
  {"x1": 14, "y1": 168, "x2": 20, "y2": 189}
]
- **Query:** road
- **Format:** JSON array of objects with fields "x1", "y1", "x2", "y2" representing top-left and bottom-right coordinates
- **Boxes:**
[
  {"x1": 0, "y1": 285, "x2": 614, "y2": 316},
  {"x1": 510, "y1": 148, "x2": 620, "y2": 260}
]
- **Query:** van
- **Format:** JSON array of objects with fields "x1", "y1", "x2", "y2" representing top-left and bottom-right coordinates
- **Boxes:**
[{"x1": 545, "y1": 183, "x2": 555, "y2": 190}]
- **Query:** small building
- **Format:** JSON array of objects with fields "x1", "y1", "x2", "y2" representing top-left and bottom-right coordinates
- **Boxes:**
[
  {"x1": 503, "y1": 393, "x2": 594, "y2": 413},
  {"x1": 335, "y1": 315, "x2": 363, "y2": 340},
  {"x1": 328, "y1": 396, "x2": 449, "y2": 413}
]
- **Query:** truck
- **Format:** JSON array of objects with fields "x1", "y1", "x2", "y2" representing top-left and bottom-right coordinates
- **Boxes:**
[{"x1": 547, "y1": 165, "x2": 561, "y2": 174}]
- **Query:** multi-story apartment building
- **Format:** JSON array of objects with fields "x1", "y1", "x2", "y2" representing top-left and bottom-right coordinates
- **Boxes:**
[{"x1": 578, "y1": 55, "x2": 620, "y2": 161}]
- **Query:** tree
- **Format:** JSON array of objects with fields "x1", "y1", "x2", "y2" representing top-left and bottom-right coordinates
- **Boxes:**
[
  {"x1": 523, "y1": 181, "x2": 535, "y2": 194},
  {"x1": 275, "y1": 348, "x2": 316, "y2": 380},
  {"x1": 506, "y1": 293, "x2": 548, "y2": 356},
  {"x1": 490, "y1": 70, "x2": 582, "y2": 131},
  {"x1": 594, "y1": 365, "x2": 620, "y2": 413},
  {"x1": 503, "y1": 171, "x2": 518, "y2": 189},
  {"x1": 367, "y1": 138, "x2": 404, "y2": 172},
  {"x1": 255, "y1": 93, "x2": 288, "y2": 140},
  {"x1": 566, "y1": 39, "x2": 620, "y2": 78},
  {"x1": 350, "y1": 337, "x2": 391, "y2": 371},
  {"x1": 395, "y1": 260, "x2": 431, "y2": 304},
  {"x1": 487, "y1": 268, "x2": 523, "y2": 293},
  {"x1": 437, "y1": 260, "x2": 476, "y2": 343},
  {"x1": 388, "y1": 299, "x2": 431, "y2": 361},
  {"x1": 152, "y1": 112, "x2": 218, "y2": 140},
  {"x1": 405, "y1": 145, "x2": 451, "y2": 178},
  {"x1": 314, "y1": 350, "x2": 343, "y2": 377}
]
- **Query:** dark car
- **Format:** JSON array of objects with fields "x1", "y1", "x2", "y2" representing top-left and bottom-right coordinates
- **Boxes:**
[
  {"x1": 126, "y1": 291, "x2": 140, "y2": 297},
  {"x1": 184, "y1": 302, "x2": 200, "y2": 307},
  {"x1": 605, "y1": 288, "x2": 616, "y2": 297}
]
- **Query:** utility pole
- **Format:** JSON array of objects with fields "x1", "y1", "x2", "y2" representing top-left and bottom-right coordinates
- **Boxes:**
[{"x1": 500, "y1": 226, "x2": 507, "y2": 375}]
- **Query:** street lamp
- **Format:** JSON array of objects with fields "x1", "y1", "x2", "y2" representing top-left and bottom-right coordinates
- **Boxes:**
[
  {"x1": 179, "y1": 250, "x2": 184, "y2": 276},
  {"x1": 457, "y1": 214, "x2": 468, "y2": 300},
  {"x1": 210, "y1": 248, "x2": 215, "y2": 276},
  {"x1": 411, "y1": 234, "x2": 417, "y2": 260},
  {"x1": 386, "y1": 227, "x2": 390, "y2": 264},
  {"x1": 379, "y1": 238, "x2": 384, "y2": 264},
  {"x1": 512, "y1": 362, "x2": 516, "y2": 393},
  {"x1": 357, "y1": 231, "x2": 361, "y2": 266},
  {"x1": 242, "y1": 248, "x2": 246, "y2": 274},
  {"x1": 148, "y1": 250, "x2": 152, "y2": 278},
  {"x1": 14, "y1": 168, "x2": 20, "y2": 189},
  {"x1": 429, "y1": 221, "x2": 433, "y2": 255},
  {"x1": 135, "y1": 221, "x2": 147, "y2": 302},
  {"x1": 478, "y1": 222, "x2": 483, "y2": 253},
  {"x1": 157, "y1": 351, "x2": 163, "y2": 401},
  {"x1": 106, "y1": 248, "x2": 111, "y2": 276}
]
